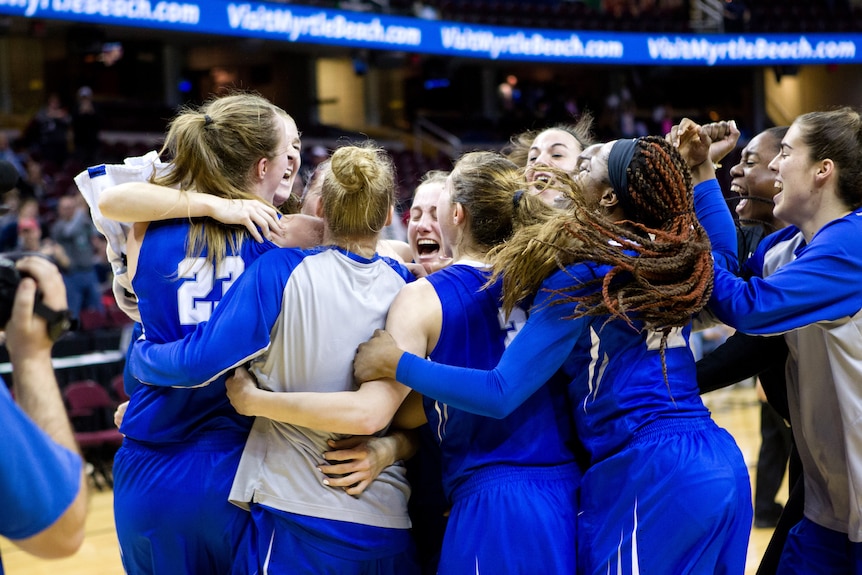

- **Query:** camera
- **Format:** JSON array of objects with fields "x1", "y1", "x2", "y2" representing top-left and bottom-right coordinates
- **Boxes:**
[
  {"x1": 0, "y1": 253, "x2": 74, "y2": 340},
  {"x1": 0, "y1": 255, "x2": 23, "y2": 328}
]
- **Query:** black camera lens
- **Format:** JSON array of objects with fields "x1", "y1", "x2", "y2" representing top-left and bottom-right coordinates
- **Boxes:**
[{"x1": 0, "y1": 255, "x2": 21, "y2": 328}]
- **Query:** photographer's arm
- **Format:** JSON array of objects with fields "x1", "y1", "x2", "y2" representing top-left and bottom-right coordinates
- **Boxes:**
[{"x1": 4, "y1": 257, "x2": 87, "y2": 558}]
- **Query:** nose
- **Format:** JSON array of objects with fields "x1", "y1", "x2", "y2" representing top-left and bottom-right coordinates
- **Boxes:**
[
  {"x1": 729, "y1": 160, "x2": 744, "y2": 178},
  {"x1": 767, "y1": 153, "x2": 780, "y2": 172}
]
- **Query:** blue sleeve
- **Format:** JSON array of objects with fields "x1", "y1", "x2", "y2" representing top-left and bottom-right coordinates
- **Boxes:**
[
  {"x1": 693, "y1": 179, "x2": 737, "y2": 272},
  {"x1": 0, "y1": 386, "x2": 82, "y2": 540},
  {"x1": 710, "y1": 218, "x2": 862, "y2": 334},
  {"x1": 395, "y1": 271, "x2": 583, "y2": 418},
  {"x1": 128, "y1": 249, "x2": 296, "y2": 386}
]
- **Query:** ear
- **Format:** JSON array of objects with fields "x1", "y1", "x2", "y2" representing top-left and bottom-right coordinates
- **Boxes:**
[
  {"x1": 813, "y1": 158, "x2": 834, "y2": 188},
  {"x1": 598, "y1": 187, "x2": 619, "y2": 210},
  {"x1": 256, "y1": 157, "x2": 268, "y2": 180},
  {"x1": 451, "y1": 202, "x2": 465, "y2": 226},
  {"x1": 314, "y1": 198, "x2": 325, "y2": 219},
  {"x1": 385, "y1": 205, "x2": 394, "y2": 227}
]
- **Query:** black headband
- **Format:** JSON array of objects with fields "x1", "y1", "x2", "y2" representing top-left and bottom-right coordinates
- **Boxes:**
[{"x1": 607, "y1": 138, "x2": 638, "y2": 212}]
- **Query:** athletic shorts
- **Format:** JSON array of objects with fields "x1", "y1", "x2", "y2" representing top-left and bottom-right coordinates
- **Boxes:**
[
  {"x1": 778, "y1": 516, "x2": 862, "y2": 574},
  {"x1": 234, "y1": 504, "x2": 419, "y2": 575},
  {"x1": 113, "y1": 432, "x2": 250, "y2": 575},
  {"x1": 439, "y1": 462, "x2": 579, "y2": 575},
  {"x1": 578, "y1": 418, "x2": 752, "y2": 575}
]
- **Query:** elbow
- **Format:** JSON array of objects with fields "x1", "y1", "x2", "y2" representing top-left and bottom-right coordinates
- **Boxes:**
[
  {"x1": 353, "y1": 412, "x2": 392, "y2": 436},
  {"x1": 36, "y1": 529, "x2": 85, "y2": 559},
  {"x1": 486, "y1": 405, "x2": 515, "y2": 419},
  {"x1": 97, "y1": 189, "x2": 121, "y2": 220},
  {"x1": 16, "y1": 481, "x2": 87, "y2": 559}
]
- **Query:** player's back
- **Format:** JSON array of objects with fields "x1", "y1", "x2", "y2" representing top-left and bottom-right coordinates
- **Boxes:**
[
  {"x1": 425, "y1": 263, "x2": 575, "y2": 498},
  {"x1": 121, "y1": 218, "x2": 277, "y2": 443}
]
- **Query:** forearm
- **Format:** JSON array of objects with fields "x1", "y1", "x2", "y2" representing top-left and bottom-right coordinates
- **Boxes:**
[
  {"x1": 9, "y1": 352, "x2": 88, "y2": 558},
  {"x1": 696, "y1": 331, "x2": 788, "y2": 394},
  {"x1": 12, "y1": 350, "x2": 80, "y2": 455},
  {"x1": 693, "y1": 178, "x2": 737, "y2": 272},
  {"x1": 246, "y1": 382, "x2": 406, "y2": 435},
  {"x1": 99, "y1": 182, "x2": 220, "y2": 222}
]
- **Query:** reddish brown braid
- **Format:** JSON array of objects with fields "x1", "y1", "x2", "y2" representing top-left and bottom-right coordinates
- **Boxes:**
[{"x1": 548, "y1": 136, "x2": 714, "y2": 333}]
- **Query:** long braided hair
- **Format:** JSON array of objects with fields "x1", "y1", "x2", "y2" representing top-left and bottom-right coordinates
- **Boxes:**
[{"x1": 495, "y1": 136, "x2": 713, "y2": 335}]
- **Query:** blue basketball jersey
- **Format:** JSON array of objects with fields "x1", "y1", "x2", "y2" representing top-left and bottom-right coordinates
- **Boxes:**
[
  {"x1": 120, "y1": 218, "x2": 278, "y2": 443},
  {"x1": 424, "y1": 263, "x2": 576, "y2": 498}
]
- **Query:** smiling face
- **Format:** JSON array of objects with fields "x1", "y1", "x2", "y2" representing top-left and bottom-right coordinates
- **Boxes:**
[
  {"x1": 525, "y1": 128, "x2": 584, "y2": 205},
  {"x1": 271, "y1": 115, "x2": 302, "y2": 207},
  {"x1": 729, "y1": 131, "x2": 781, "y2": 224},
  {"x1": 768, "y1": 123, "x2": 820, "y2": 229},
  {"x1": 407, "y1": 179, "x2": 445, "y2": 270},
  {"x1": 575, "y1": 140, "x2": 614, "y2": 210}
]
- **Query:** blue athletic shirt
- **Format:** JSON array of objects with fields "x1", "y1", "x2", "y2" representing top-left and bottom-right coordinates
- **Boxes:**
[
  {"x1": 128, "y1": 245, "x2": 416, "y2": 530},
  {"x1": 128, "y1": 245, "x2": 413, "y2": 388},
  {"x1": 393, "y1": 179, "x2": 736, "y2": 463},
  {"x1": 424, "y1": 263, "x2": 576, "y2": 498},
  {"x1": 709, "y1": 208, "x2": 862, "y2": 541},
  {"x1": 120, "y1": 218, "x2": 278, "y2": 443},
  {"x1": 0, "y1": 382, "x2": 82, "y2": 556}
]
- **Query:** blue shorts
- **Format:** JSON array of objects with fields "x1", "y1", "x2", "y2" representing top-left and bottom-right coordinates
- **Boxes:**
[
  {"x1": 578, "y1": 419, "x2": 752, "y2": 575},
  {"x1": 439, "y1": 463, "x2": 579, "y2": 575},
  {"x1": 113, "y1": 432, "x2": 250, "y2": 575},
  {"x1": 778, "y1": 517, "x2": 862, "y2": 574},
  {"x1": 235, "y1": 504, "x2": 419, "y2": 575}
]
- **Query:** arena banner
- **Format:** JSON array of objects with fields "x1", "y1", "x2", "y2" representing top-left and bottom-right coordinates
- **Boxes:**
[{"x1": 0, "y1": 0, "x2": 859, "y2": 66}]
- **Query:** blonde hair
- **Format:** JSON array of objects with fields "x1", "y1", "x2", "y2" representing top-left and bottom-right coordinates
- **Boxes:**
[
  {"x1": 153, "y1": 91, "x2": 288, "y2": 266},
  {"x1": 503, "y1": 112, "x2": 595, "y2": 168},
  {"x1": 450, "y1": 151, "x2": 554, "y2": 252},
  {"x1": 320, "y1": 142, "x2": 395, "y2": 241}
]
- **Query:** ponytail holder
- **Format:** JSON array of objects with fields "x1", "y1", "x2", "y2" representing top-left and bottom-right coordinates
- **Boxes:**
[
  {"x1": 513, "y1": 189, "x2": 525, "y2": 209},
  {"x1": 204, "y1": 114, "x2": 213, "y2": 126}
]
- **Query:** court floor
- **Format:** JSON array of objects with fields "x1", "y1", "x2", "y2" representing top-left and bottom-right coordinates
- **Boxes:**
[{"x1": 0, "y1": 384, "x2": 785, "y2": 574}]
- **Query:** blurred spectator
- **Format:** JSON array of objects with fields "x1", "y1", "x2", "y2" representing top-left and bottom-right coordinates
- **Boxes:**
[
  {"x1": 24, "y1": 93, "x2": 71, "y2": 170},
  {"x1": 17, "y1": 217, "x2": 70, "y2": 269},
  {"x1": 0, "y1": 197, "x2": 39, "y2": 253},
  {"x1": 21, "y1": 157, "x2": 52, "y2": 200},
  {"x1": 50, "y1": 195, "x2": 103, "y2": 318},
  {"x1": 0, "y1": 132, "x2": 27, "y2": 180},
  {"x1": 72, "y1": 86, "x2": 101, "y2": 166},
  {"x1": 723, "y1": 0, "x2": 750, "y2": 32}
]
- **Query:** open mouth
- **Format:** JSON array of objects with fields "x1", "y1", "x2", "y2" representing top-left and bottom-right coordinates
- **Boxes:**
[
  {"x1": 283, "y1": 168, "x2": 293, "y2": 181},
  {"x1": 530, "y1": 173, "x2": 553, "y2": 189},
  {"x1": 416, "y1": 238, "x2": 440, "y2": 256}
]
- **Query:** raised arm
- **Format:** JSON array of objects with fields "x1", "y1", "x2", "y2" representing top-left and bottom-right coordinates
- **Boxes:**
[
  {"x1": 99, "y1": 181, "x2": 281, "y2": 243},
  {"x1": 3, "y1": 257, "x2": 87, "y2": 558}
]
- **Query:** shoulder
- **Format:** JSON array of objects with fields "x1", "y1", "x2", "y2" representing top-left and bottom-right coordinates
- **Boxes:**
[{"x1": 377, "y1": 239, "x2": 413, "y2": 263}]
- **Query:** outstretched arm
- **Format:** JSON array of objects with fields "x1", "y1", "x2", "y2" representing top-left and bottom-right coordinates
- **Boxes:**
[
  {"x1": 99, "y1": 181, "x2": 281, "y2": 243},
  {"x1": 711, "y1": 220, "x2": 862, "y2": 333},
  {"x1": 226, "y1": 366, "x2": 412, "y2": 435},
  {"x1": 355, "y1": 271, "x2": 582, "y2": 419},
  {"x1": 225, "y1": 278, "x2": 438, "y2": 434},
  {"x1": 128, "y1": 249, "x2": 299, "y2": 386}
]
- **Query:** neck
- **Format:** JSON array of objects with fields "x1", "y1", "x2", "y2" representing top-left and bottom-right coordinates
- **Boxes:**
[
  {"x1": 452, "y1": 241, "x2": 489, "y2": 265},
  {"x1": 323, "y1": 228, "x2": 378, "y2": 258}
]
